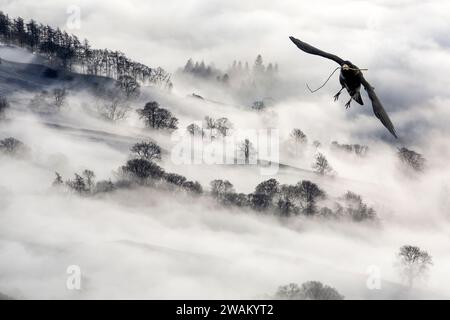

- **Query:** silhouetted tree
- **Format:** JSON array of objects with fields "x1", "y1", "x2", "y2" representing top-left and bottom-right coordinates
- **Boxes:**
[
  {"x1": 82, "y1": 169, "x2": 95, "y2": 192},
  {"x1": 251, "y1": 101, "x2": 265, "y2": 111},
  {"x1": 186, "y1": 123, "x2": 204, "y2": 137},
  {"x1": 137, "y1": 101, "x2": 178, "y2": 130},
  {"x1": 121, "y1": 158, "x2": 164, "y2": 182},
  {"x1": 182, "y1": 180, "x2": 203, "y2": 195},
  {"x1": 222, "y1": 192, "x2": 249, "y2": 207},
  {"x1": 164, "y1": 173, "x2": 187, "y2": 186},
  {"x1": 255, "y1": 178, "x2": 280, "y2": 198},
  {"x1": 290, "y1": 129, "x2": 307, "y2": 145},
  {"x1": 397, "y1": 245, "x2": 433, "y2": 288},
  {"x1": 238, "y1": 138, "x2": 256, "y2": 164},
  {"x1": 216, "y1": 117, "x2": 233, "y2": 137},
  {"x1": 0, "y1": 137, "x2": 28, "y2": 156},
  {"x1": 95, "y1": 180, "x2": 115, "y2": 193},
  {"x1": 52, "y1": 172, "x2": 63, "y2": 186},
  {"x1": 66, "y1": 173, "x2": 88, "y2": 194},
  {"x1": 130, "y1": 141, "x2": 161, "y2": 161},
  {"x1": 210, "y1": 179, "x2": 234, "y2": 199},
  {"x1": 0, "y1": 96, "x2": 9, "y2": 119},
  {"x1": 52, "y1": 88, "x2": 67, "y2": 111},
  {"x1": 331, "y1": 141, "x2": 368, "y2": 157},
  {"x1": 275, "y1": 281, "x2": 343, "y2": 300},
  {"x1": 341, "y1": 191, "x2": 377, "y2": 222},
  {"x1": 298, "y1": 180, "x2": 325, "y2": 215},
  {"x1": 398, "y1": 147, "x2": 425, "y2": 172},
  {"x1": 312, "y1": 153, "x2": 333, "y2": 176}
]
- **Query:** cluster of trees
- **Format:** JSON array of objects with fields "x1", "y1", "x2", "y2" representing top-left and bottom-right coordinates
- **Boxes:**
[
  {"x1": 137, "y1": 101, "x2": 178, "y2": 130},
  {"x1": 325, "y1": 191, "x2": 377, "y2": 222},
  {"x1": 186, "y1": 116, "x2": 234, "y2": 139},
  {"x1": 180, "y1": 54, "x2": 278, "y2": 88},
  {"x1": 331, "y1": 141, "x2": 369, "y2": 157},
  {"x1": 0, "y1": 12, "x2": 172, "y2": 88},
  {"x1": 397, "y1": 147, "x2": 425, "y2": 172},
  {"x1": 53, "y1": 141, "x2": 202, "y2": 196},
  {"x1": 208, "y1": 178, "x2": 377, "y2": 222},
  {"x1": 54, "y1": 170, "x2": 115, "y2": 195},
  {"x1": 274, "y1": 281, "x2": 344, "y2": 300},
  {"x1": 0, "y1": 137, "x2": 29, "y2": 157},
  {"x1": 0, "y1": 96, "x2": 9, "y2": 119}
]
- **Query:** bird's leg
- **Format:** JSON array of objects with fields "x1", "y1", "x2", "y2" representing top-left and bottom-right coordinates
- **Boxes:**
[
  {"x1": 345, "y1": 98, "x2": 352, "y2": 109},
  {"x1": 333, "y1": 87, "x2": 344, "y2": 102}
]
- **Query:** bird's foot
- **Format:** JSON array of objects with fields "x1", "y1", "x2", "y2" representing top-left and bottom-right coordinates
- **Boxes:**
[
  {"x1": 333, "y1": 92, "x2": 341, "y2": 102},
  {"x1": 345, "y1": 101, "x2": 351, "y2": 109}
]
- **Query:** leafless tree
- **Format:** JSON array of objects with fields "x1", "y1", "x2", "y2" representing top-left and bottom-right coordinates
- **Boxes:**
[
  {"x1": 238, "y1": 138, "x2": 256, "y2": 164},
  {"x1": 397, "y1": 245, "x2": 432, "y2": 288},
  {"x1": 52, "y1": 88, "x2": 67, "y2": 110},
  {"x1": 0, "y1": 96, "x2": 9, "y2": 119},
  {"x1": 98, "y1": 96, "x2": 130, "y2": 121}
]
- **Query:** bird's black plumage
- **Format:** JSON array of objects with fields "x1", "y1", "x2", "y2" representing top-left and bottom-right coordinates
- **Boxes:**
[{"x1": 289, "y1": 36, "x2": 398, "y2": 139}]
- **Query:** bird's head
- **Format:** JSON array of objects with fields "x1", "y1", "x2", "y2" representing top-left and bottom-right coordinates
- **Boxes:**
[{"x1": 342, "y1": 61, "x2": 354, "y2": 71}]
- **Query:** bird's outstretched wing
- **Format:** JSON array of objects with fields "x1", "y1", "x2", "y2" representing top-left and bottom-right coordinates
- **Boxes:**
[
  {"x1": 359, "y1": 74, "x2": 398, "y2": 138},
  {"x1": 289, "y1": 36, "x2": 344, "y2": 65}
]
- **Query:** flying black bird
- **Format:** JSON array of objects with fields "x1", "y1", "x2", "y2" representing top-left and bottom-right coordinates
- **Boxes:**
[{"x1": 289, "y1": 36, "x2": 398, "y2": 139}]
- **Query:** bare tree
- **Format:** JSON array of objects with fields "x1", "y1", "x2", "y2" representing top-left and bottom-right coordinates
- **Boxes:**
[
  {"x1": 52, "y1": 88, "x2": 67, "y2": 110},
  {"x1": 98, "y1": 96, "x2": 130, "y2": 121},
  {"x1": 130, "y1": 141, "x2": 161, "y2": 161},
  {"x1": 0, "y1": 96, "x2": 9, "y2": 119},
  {"x1": 238, "y1": 138, "x2": 256, "y2": 164},
  {"x1": 312, "y1": 153, "x2": 334, "y2": 176},
  {"x1": 397, "y1": 245, "x2": 433, "y2": 288}
]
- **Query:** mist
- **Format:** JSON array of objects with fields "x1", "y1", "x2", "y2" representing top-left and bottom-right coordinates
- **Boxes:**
[{"x1": 1, "y1": 0, "x2": 450, "y2": 300}]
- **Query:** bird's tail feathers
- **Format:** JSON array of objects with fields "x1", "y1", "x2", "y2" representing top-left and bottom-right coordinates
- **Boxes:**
[{"x1": 353, "y1": 92, "x2": 364, "y2": 105}]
